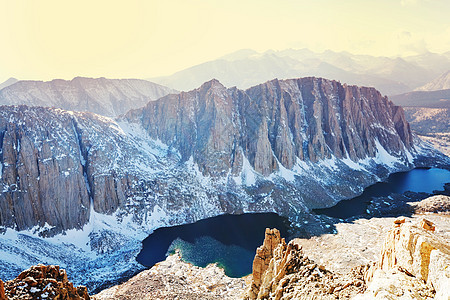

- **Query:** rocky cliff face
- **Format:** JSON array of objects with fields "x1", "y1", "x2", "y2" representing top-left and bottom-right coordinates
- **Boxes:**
[
  {"x1": 0, "y1": 77, "x2": 175, "y2": 117},
  {"x1": 0, "y1": 78, "x2": 432, "y2": 235},
  {"x1": 129, "y1": 77, "x2": 414, "y2": 176}
]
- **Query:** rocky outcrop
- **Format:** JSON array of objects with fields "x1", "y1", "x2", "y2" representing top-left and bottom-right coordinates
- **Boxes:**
[
  {"x1": 248, "y1": 228, "x2": 284, "y2": 298},
  {"x1": 3, "y1": 265, "x2": 90, "y2": 299},
  {"x1": 0, "y1": 279, "x2": 5, "y2": 300},
  {"x1": 0, "y1": 77, "x2": 175, "y2": 117},
  {"x1": 129, "y1": 77, "x2": 415, "y2": 176},
  {"x1": 361, "y1": 218, "x2": 450, "y2": 299},
  {"x1": 245, "y1": 228, "x2": 367, "y2": 300},
  {"x1": 94, "y1": 251, "x2": 247, "y2": 300},
  {"x1": 409, "y1": 195, "x2": 450, "y2": 214}
]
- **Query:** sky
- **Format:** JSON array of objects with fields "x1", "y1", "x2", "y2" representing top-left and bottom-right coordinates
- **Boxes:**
[{"x1": 0, "y1": 0, "x2": 449, "y2": 83}]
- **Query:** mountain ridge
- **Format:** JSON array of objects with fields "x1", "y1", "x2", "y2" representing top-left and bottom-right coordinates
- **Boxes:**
[
  {"x1": 0, "y1": 77, "x2": 176, "y2": 117},
  {"x1": 415, "y1": 70, "x2": 450, "y2": 91},
  {"x1": 149, "y1": 49, "x2": 450, "y2": 95}
]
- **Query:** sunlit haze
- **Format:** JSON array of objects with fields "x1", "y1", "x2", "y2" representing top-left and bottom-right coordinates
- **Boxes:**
[{"x1": 0, "y1": 0, "x2": 449, "y2": 82}]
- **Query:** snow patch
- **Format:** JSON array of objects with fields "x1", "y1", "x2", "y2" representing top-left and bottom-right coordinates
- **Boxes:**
[
  {"x1": 342, "y1": 157, "x2": 366, "y2": 171},
  {"x1": 240, "y1": 156, "x2": 257, "y2": 186},
  {"x1": 374, "y1": 139, "x2": 400, "y2": 168}
]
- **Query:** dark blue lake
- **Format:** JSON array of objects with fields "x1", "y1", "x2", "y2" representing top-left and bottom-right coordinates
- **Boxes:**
[
  {"x1": 136, "y1": 212, "x2": 290, "y2": 277},
  {"x1": 136, "y1": 168, "x2": 450, "y2": 277},
  {"x1": 314, "y1": 168, "x2": 450, "y2": 219}
]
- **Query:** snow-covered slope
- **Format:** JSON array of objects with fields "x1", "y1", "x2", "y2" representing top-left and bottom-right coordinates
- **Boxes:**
[
  {"x1": 0, "y1": 78, "x2": 448, "y2": 291},
  {"x1": 0, "y1": 77, "x2": 176, "y2": 117}
]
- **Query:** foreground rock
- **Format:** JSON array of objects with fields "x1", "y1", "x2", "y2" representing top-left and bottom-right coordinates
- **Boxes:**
[
  {"x1": 2, "y1": 264, "x2": 90, "y2": 299},
  {"x1": 94, "y1": 251, "x2": 247, "y2": 300},
  {"x1": 359, "y1": 218, "x2": 450, "y2": 299},
  {"x1": 245, "y1": 228, "x2": 367, "y2": 299}
]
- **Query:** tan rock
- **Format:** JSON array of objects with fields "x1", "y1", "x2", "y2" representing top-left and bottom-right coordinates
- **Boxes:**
[
  {"x1": 364, "y1": 218, "x2": 450, "y2": 298},
  {"x1": 408, "y1": 195, "x2": 450, "y2": 215},
  {"x1": 247, "y1": 228, "x2": 284, "y2": 299},
  {"x1": 0, "y1": 279, "x2": 5, "y2": 300},
  {"x1": 245, "y1": 228, "x2": 367, "y2": 300},
  {"x1": 394, "y1": 217, "x2": 406, "y2": 225},
  {"x1": 420, "y1": 218, "x2": 435, "y2": 231}
]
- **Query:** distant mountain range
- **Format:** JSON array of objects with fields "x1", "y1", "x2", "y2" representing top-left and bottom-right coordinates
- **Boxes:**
[
  {"x1": 0, "y1": 77, "x2": 18, "y2": 90},
  {"x1": 149, "y1": 49, "x2": 450, "y2": 96},
  {"x1": 415, "y1": 70, "x2": 450, "y2": 91},
  {"x1": 0, "y1": 77, "x2": 176, "y2": 117},
  {"x1": 390, "y1": 89, "x2": 450, "y2": 108}
]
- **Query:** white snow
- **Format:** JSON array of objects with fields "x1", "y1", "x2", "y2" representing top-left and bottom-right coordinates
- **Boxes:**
[
  {"x1": 342, "y1": 157, "x2": 366, "y2": 171},
  {"x1": 318, "y1": 156, "x2": 339, "y2": 171},
  {"x1": 373, "y1": 139, "x2": 400, "y2": 168},
  {"x1": 240, "y1": 156, "x2": 257, "y2": 186}
]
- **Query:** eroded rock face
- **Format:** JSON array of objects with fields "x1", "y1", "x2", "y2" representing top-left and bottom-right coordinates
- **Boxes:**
[
  {"x1": 245, "y1": 228, "x2": 367, "y2": 300},
  {"x1": 129, "y1": 77, "x2": 415, "y2": 176},
  {"x1": 3, "y1": 264, "x2": 90, "y2": 300},
  {"x1": 362, "y1": 218, "x2": 450, "y2": 299}
]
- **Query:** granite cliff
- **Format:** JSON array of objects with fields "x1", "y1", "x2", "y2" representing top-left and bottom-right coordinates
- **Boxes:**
[
  {"x1": 0, "y1": 77, "x2": 447, "y2": 290},
  {"x1": 129, "y1": 77, "x2": 414, "y2": 176}
]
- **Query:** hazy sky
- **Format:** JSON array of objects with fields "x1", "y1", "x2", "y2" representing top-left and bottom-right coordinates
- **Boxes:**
[{"x1": 0, "y1": 0, "x2": 449, "y2": 83}]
